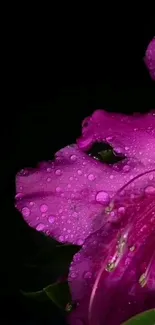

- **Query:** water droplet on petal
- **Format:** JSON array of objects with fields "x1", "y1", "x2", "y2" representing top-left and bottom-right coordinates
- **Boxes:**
[
  {"x1": 56, "y1": 187, "x2": 61, "y2": 193},
  {"x1": 15, "y1": 193, "x2": 23, "y2": 199},
  {"x1": 84, "y1": 271, "x2": 92, "y2": 279},
  {"x1": 36, "y1": 223, "x2": 45, "y2": 231},
  {"x1": 70, "y1": 155, "x2": 77, "y2": 161},
  {"x1": 145, "y1": 186, "x2": 155, "y2": 195},
  {"x1": 48, "y1": 216, "x2": 55, "y2": 224},
  {"x1": 130, "y1": 245, "x2": 135, "y2": 252},
  {"x1": 47, "y1": 167, "x2": 52, "y2": 172},
  {"x1": 77, "y1": 239, "x2": 84, "y2": 245},
  {"x1": 47, "y1": 177, "x2": 51, "y2": 182},
  {"x1": 55, "y1": 169, "x2": 62, "y2": 176},
  {"x1": 22, "y1": 207, "x2": 30, "y2": 217},
  {"x1": 123, "y1": 165, "x2": 130, "y2": 172},
  {"x1": 59, "y1": 235, "x2": 64, "y2": 242},
  {"x1": 40, "y1": 204, "x2": 48, "y2": 212},
  {"x1": 70, "y1": 271, "x2": 78, "y2": 279},
  {"x1": 95, "y1": 191, "x2": 110, "y2": 205},
  {"x1": 77, "y1": 169, "x2": 82, "y2": 175},
  {"x1": 118, "y1": 206, "x2": 126, "y2": 215},
  {"x1": 88, "y1": 174, "x2": 95, "y2": 181},
  {"x1": 29, "y1": 201, "x2": 34, "y2": 206},
  {"x1": 149, "y1": 174, "x2": 154, "y2": 181}
]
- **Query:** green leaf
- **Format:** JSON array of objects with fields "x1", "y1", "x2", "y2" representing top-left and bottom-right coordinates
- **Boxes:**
[
  {"x1": 45, "y1": 281, "x2": 72, "y2": 310},
  {"x1": 21, "y1": 281, "x2": 72, "y2": 311},
  {"x1": 23, "y1": 243, "x2": 80, "y2": 289},
  {"x1": 122, "y1": 309, "x2": 155, "y2": 325},
  {"x1": 99, "y1": 149, "x2": 123, "y2": 164}
]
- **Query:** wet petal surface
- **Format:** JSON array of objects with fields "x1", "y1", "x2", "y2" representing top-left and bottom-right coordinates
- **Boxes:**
[
  {"x1": 77, "y1": 110, "x2": 155, "y2": 165},
  {"x1": 68, "y1": 170, "x2": 155, "y2": 325},
  {"x1": 144, "y1": 38, "x2": 155, "y2": 81},
  {"x1": 16, "y1": 136, "x2": 155, "y2": 245}
]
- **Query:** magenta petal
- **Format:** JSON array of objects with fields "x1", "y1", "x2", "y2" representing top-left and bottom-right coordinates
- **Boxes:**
[
  {"x1": 15, "y1": 138, "x2": 155, "y2": 245},
  {"x1": 68, "y1": 170, "x2": 155, "y2": 325},
  {"x1": 144, "y1": 38, "x2": 155, "y2": 81},
  {"x1": 77, "y1": 110, "x2": 155, "y2": 165}
]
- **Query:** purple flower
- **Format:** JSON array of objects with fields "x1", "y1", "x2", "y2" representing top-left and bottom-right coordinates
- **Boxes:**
[
  {"x1": 144, "y1": 37, "x2": 155, "y2": 80},
  {"x1": 15, "y1": 110, "x2": 155, "y2": 246},
  {"x1": 68, "y1": 170, "x2": 155, "y2": 325},
  {"x1": 15, "y1": 109, "x2": 155, "y2": 324}
]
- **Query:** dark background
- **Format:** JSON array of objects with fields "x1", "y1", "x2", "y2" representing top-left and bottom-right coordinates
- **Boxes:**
[{"x1": 0, "y1": 13, "x2": 155, "y2": 324}]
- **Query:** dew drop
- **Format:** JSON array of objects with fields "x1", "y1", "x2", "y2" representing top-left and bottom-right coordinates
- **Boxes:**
[
  {"x1": 55, "y1": 169, "x2": 62, "y2": 176},
  {"x1": 88, "y1": 174, "x2": 95, "y2": 181},
  {"x1": 95, "y1": 191, "x2": 110, "y2": 205},
  {"x1": 77, "y1": 239, "x2": 84, "y2": 245},
  {"x1": 84, "y1": 271, "x2": 92, "y2": 279},
  {"x1": 36, "y1": 223, "x2": 45, "y2": 231},
  {"x1": 70, "y1": 155, "x2": 77, "y2": 161},
  {"x1": 48, "y1": 216, "x2": 55, "y2": 224},
  {"x1": 130, "y1": 245, "x2": 135, "y2": 252},
  {"x1": 72, "y1": 211, "x2": 78, "y2": 218},
  {"x1": 47, "y1": 177, "x2": 51, "y2": 182},
  {"x1": 59, "y1": 235, "x2": 64, "y2": 242},
  {"x1": 70, "y1": 271, "x2": 78, "y2": 279},
  {"x1": 29, "y1": 201, "x2": 34, "y2": 206},
  {"x1": 40, "y1": 204, "x2": 48, "y2": 212},
  {"x1": 118, "y1": 206, "x2": 126, "y2": 215},
  {"x1": 123, "y1": 165, "x2": 130, "y2": 172},
  {"x1": 77, "y1": 169, "x2": 82, "y2": 175},
  {"x1": 22, "y1": 207, "x2": 30, "y2": 217},
  {"x1": 149, "y1": 174, "x2": 154, "y2": 181},
  {"x1": 15, "y1": 192, "x2": 23, "y2": 199},
  {"x1": 145, "y1": 186, "x2": 155, "y2": 195},
  {"x1": 56, "y1": 187, "x2": 61, "y2": 193},
  {"x1": 47, "y1": 167, "x2": 52, "y2": 172}
]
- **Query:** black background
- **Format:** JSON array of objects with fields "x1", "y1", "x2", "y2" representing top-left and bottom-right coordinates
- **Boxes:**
[{"x1": 0, "y1": 12, "x2": 155, "y2": 325}]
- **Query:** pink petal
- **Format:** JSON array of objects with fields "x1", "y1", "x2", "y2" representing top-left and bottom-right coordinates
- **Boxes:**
[
  {"x1": 16, "y1": 138, "x2": 154, "y2": 245},
  {"x1": 144, "y1": 38, "x2": 155, "y2": 81},
  {"x1": 77, "y1": 110, "x2": 155, "y2": 166},
  {"x1": 68, "y1": 170, "x2": 155, "y2": 325}
]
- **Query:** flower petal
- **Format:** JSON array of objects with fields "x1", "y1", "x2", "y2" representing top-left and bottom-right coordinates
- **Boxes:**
[
  {"x1": 77, "y1": 110, "x2": 155, "y2": 166},
  {"x1": 15, "y1": 138, "x2": 154, "y2": 245},
  {"x1": 68, "y1": 170, "x2": 155, "y2": 325},
  {"x1": 144, "y1": 38, "x2": 155, "y2": 81}
]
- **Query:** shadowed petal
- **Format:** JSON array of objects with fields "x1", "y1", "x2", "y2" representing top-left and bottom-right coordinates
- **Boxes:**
[
  {"x1": 68, "y1": 170, "x2": 155, "y2": 325},
  {"x1": 77, "y1": 110, "x2": 155, "y2": 165},
  {"x1": 144, "y1": 38, "x2": 155, "y2": 81}
]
